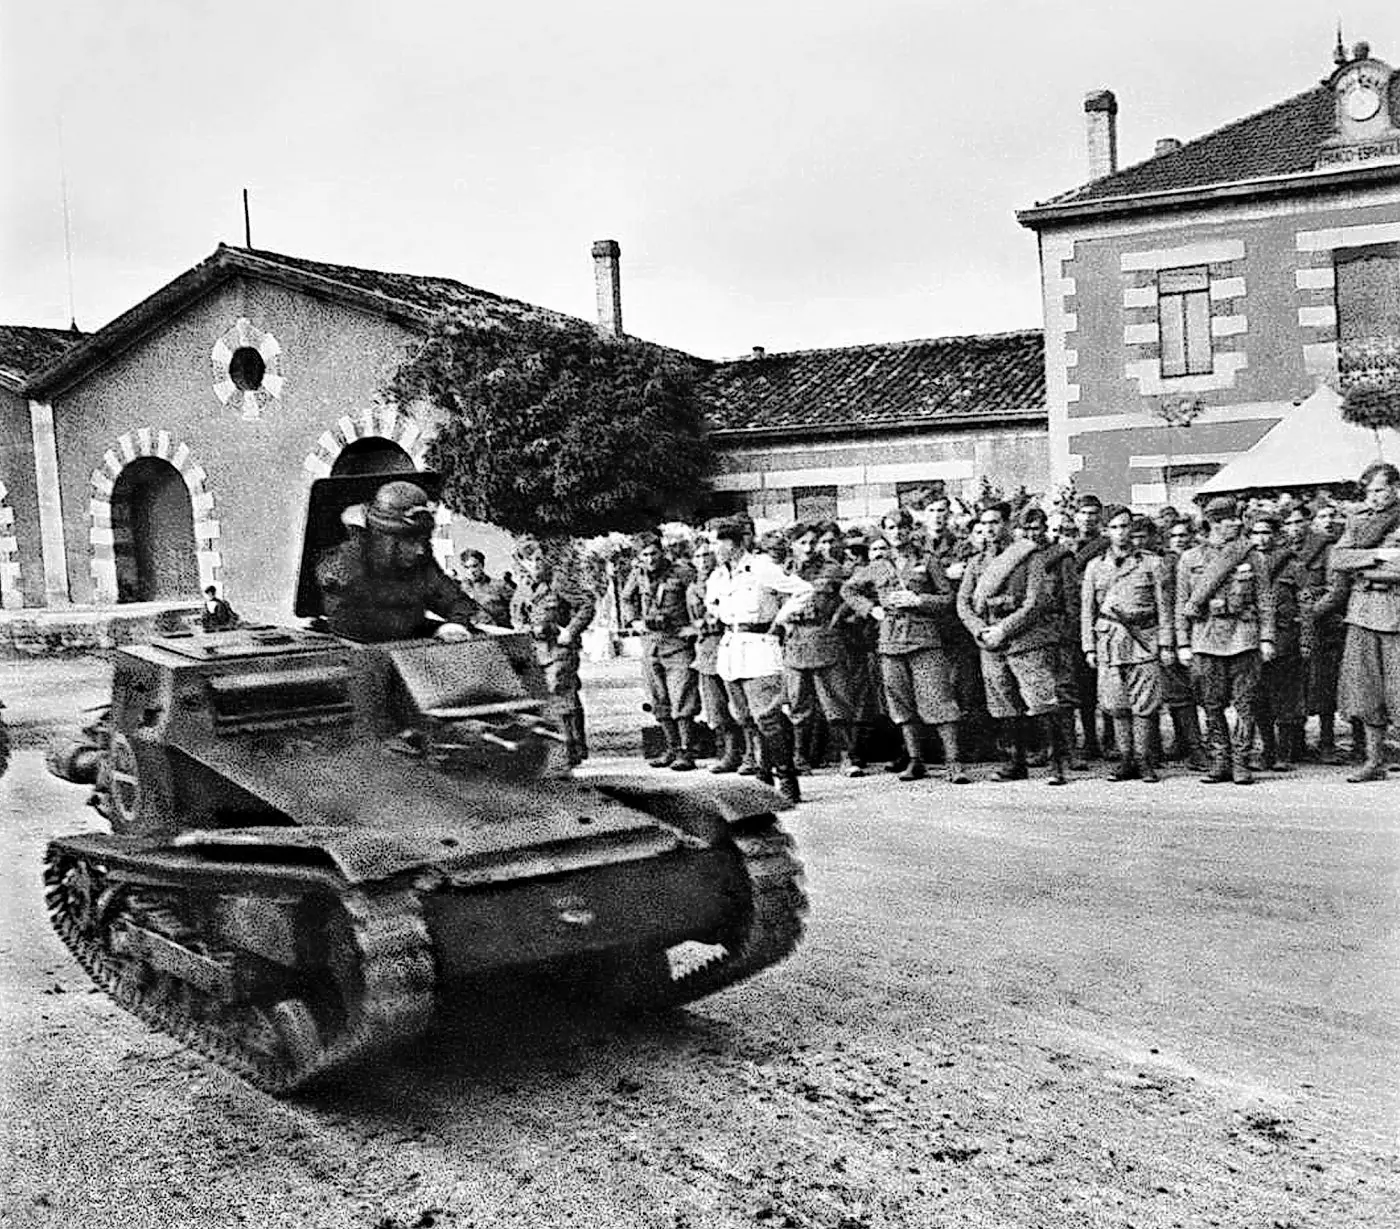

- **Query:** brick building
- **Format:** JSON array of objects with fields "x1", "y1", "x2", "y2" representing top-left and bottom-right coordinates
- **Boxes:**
[{"x1": 1018, "y1": 39, "x2": 1400, "y2": 507}]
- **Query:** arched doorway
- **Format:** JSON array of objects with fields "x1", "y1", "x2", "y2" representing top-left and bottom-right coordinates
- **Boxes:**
[
  {"x1": 110, "y1": 457, "x2": 199, "y2": 602},
  {"x1": 330, "y1": 437, "x2": 415, "y2": 478}
]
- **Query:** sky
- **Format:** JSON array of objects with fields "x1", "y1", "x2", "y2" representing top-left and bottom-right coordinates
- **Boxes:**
[{"x1": 2, "y1": 1, "x2": 1395, "y2": 360}]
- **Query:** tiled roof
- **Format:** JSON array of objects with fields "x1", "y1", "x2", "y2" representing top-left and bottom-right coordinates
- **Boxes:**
[
  {"x1": 0, "y1": 324, "x2": 85, "y2": 387},
  {"x1": 699, "y1": 331, "x2": 1045, "y2": 433},
  {"x1": 1042, "y1": 87, "x2": 1336, "y2": 208}
]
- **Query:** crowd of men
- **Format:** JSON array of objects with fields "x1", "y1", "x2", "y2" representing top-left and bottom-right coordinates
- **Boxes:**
[{"x1": 611, "y1": 461, "x2": 1400, "y2": 805}]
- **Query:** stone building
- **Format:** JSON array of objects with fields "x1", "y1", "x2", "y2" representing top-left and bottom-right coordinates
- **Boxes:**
[{"x1": 1018, "y1": 39, "x2": 1400, "y2": 507}]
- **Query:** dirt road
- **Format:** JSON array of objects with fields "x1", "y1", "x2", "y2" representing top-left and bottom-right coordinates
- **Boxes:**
[{"x1": 3, "y1": 737, "x2": 1398, "y2": 1228}]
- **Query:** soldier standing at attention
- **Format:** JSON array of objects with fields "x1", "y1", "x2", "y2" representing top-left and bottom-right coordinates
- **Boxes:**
[
  {"x1": 1160, "y1": 518, "x2": 1207, "y2": 769},
  {"x1": 1072, "y1": 494, "x2": 1112, "y2": 761},
  {"x1": 621, "y1": 531, "x2": 701, "y2": 771},
  {"x1": 1327, "y1": 461, "x2": 1400, "y2": 783},
  {"x1": 1174, "y1": 496, "x2": 1276, "y2": 785},
  {"x1": 1250, "y1": 513, "x2": 1313, "y2": 771},
  {"x1": 1080, "y1": 507, "x2": 1173, "y2": 782},
  {"x1": 840, "y1": 508, "x2": 967, "y2": 783},
  {"x1": 1296, "y1": 501, "x2": 1348, "y2": 762},
  {"x1": 510, "y1": 538, "x2": 596, "y2": 767},
  {"x1": 687, "y1": 536, "x2": 745, "y2": 774},
  {"x1": 1021, "y1": 506, "x2": 1083, "y2": 772},
  {"x1": 705, "y1": 517, "x2": 812, "y2": 804}
]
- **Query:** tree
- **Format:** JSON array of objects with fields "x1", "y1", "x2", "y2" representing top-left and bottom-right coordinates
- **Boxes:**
[
  {"x1": 1341, "y1": 380, "x2": 1400, "y2": 431},
  {"x1": 386, "y1": 312, "x2": 714, "y2": 538}
]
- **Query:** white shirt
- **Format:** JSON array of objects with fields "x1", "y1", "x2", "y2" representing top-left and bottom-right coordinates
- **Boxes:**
[{"x1": 705, "y1": 553, "x2": 811, "y2": 680}]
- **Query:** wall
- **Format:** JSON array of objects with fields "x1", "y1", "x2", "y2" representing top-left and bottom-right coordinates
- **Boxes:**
[{"x1": 0, "y1": 387, "x2": 43, "y2": 607}]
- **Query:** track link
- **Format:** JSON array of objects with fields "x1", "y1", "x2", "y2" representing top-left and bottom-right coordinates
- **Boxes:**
[{"x1": 42, "y1": 842, "x2": 436, "y2": 1095}]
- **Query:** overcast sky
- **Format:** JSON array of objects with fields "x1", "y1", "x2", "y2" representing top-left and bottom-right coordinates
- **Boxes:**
[{"x1": 2, "y1": 1, "x2": 1394, "y2": 359}]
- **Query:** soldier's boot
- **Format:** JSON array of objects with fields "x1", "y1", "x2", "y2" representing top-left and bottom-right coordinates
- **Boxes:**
[
  {"x1": 1099, "y1": 710, "x2": 1120, "y2": 762},
  {"x1": 1347, "y1": 724, "x2": 1389, "y2": 783},
  {"x1": 1259, "y1": 723, "x2": 1280, "y2": 772},
  {"x1": 576, "y1": 714, "x2": 590, "y2": 762},
  {"x1": 709, "y1": 726, "x2": 744, "y2": 774},
  {"x1": 1317, "y1": 713, "x2": 1343, "y2": 764},
  {"x1": 1286, "y1": 722, "x2": 1307, "y2": 767},
  {"x1": 762, "y1": 722, "x2": 801, "y2": 804},
  {"x1": 1269, "y1": 723, "x2": 1295, "y2": 773},
  {"x1": 1134, "y1": 716, "x2": 1161, "y2": 783},
  {"x1": 648, "y1": 717, "x2": 681, "y2": 768},
  {"x1": 670, "y1": 718, "x2": 698, "y2": 772},
  {"x1": 792, "y1": 721, "x2": 815, "y2": 776},
  {"x1": 1171, "y1": 704, "x2": 1209, "y2": 771},
  {"x1": 938, "y1": 721, "x2": 970, "y2": 784},
  {"x1": 994, "y1": 718, "x2": 1030, "y2": 781},
  {"x1": 1044, "y1": 711, "x2": 1070, "y2": 786},
  {"x1": 1200, "y1": 710, "x2": 1233, "y2": 783},
  {"x1": 833, "y1": 722, "x2": 866, "y2": 778},
  {"x1": 564, "y1": 712, "x2": 587, "y2": 767},
  {"x1": 1231, "y1": 712, "x2": 1256, "y2": 785},
  {"x1": 1107, "y1": 715, "x2": 1138, "y2": 781},
  {"x1": 897, "y1": 722, "x2": 928, "y2": 781},
  {"x1": 1078, "y1": 699, "x2": 1102, "y2": 761},
  {"x1": 1349, "y1": 718, "x2": 1367, "y2": 765},
  {"x1": 737, "y1": 725, "x2": 762, "y2": 776}
]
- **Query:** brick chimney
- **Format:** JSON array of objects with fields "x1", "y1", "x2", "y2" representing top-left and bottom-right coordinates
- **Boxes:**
[
  {"x1": 1084, "y1": 90, "x2": 1119, "y2": 179},
  {"x1": 591, "y1": 239, "x2": 623, "y2": 336},
  {"x1": 1155, "y1": 136, "x2": 1182, "y2": 157}
]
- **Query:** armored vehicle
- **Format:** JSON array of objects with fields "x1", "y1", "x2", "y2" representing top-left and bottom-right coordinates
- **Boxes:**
[{"x1": 43, "y1": 475, "x2": 806, "y2": 1095}]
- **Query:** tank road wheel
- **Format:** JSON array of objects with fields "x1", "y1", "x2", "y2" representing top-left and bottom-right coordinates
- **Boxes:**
[{"x1": 606, "y1": 823, "x2": 808, "y2": 1013}]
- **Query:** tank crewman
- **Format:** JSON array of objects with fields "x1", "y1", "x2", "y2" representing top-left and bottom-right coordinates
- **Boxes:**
[
  {"x1": 1294, "y1": 501, "x2": 1348, "y2": 762},
  {"x1": 1071, "y1": 494, "x2": 1112, "y2": 760},
  {"x1": 1326, "y1": 461, "x2": 1400, "y2": 783},
  {"x1": 201, "y1": 585, "x2": 239, "y2": 633},
  {"x1": 1021, "y1": 506, "x2": 1083, "y2": 771},
  {"x1": 843, "y1": 508, "x2": 967, "y2": 783},
  {"x1": 779, "y1": 522, "x2": 864, "y2": 778},
  {"x1": 957, "y1": 502, "x2": 1064, "y2": 785},
  {"x1": 316, "y1": 480, "x2": 481, "y2": 643},
  {"x1": 1080, "y1": 507, "x2": 1173, "y2": 783},
  {"x1": 510, "y1": 537, "x2": 596, "y2": 768},
  {"x1": 705, "y1": 517, "x2": 812, "y2": 804},
  {"x1": 686, "y1": 536, "x2": 746, "y2": 774},
  {"x1": 458, "y1": 548, "x2": 513, "y2": 627},
  {"x1": 621, "y1": 531, "x2": 701, "y2": 771},
  {"x1": 1159, "y1": 519, "x2": 1208, "y2": 769},
  {"x1": 1249, "y1": 514, "x2": 1314, "y2": 771},
  {"x1": 1174, "y1": 496, "x2": 1276, "y2": 786}
]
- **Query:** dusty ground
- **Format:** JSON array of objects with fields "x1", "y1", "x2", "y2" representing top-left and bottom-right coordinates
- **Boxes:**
[{"x1": 2, "y1": 654, "x2": 1398, "y2": 1228}]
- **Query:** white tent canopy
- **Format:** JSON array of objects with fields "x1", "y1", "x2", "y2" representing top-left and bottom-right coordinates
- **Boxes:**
[{"x1": 1197, "y1": 383, "x2": 1398, "y2": 496}]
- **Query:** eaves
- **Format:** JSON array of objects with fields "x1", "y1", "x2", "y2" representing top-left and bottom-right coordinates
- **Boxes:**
[{"x1": 710, "y1": 408, "x2": 1047, "y2": 446}]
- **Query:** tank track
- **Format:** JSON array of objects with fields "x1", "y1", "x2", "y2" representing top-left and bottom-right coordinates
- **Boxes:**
[
  {"x1": 42, "y1": 842, "x2": 436, "y2": 1095},
  {"x1": 626, "y1": 824, "x2": 807, "y2": 1009}
]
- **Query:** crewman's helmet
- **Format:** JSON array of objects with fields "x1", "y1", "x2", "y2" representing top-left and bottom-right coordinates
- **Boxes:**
[{"x1": 343, "y1": 480, "x2": 436, "y2": 537}]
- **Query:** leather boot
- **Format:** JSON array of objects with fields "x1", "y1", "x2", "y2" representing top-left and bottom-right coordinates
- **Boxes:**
[
  {"x1": 1107, "y1": 714, "x2": 1137, "y2": 781},
  {"x1": 1231, "y1": 712, "x2": 1256, "y2": 785},
  {"x1": 670, "y1": 717, "x2": 698, "y2": 771},
  {"x1": 1134, "y1": 715, "x2": 1161, "y2": 783},
  {"x1": 1317, "y1": 713, "x2": 1341, "y2": 763},
  {"x1": 1347, "y1": 724, "x2": 1388, "y2": 783},
  {"x1": 709, "y1": 726, "x2": 743, "y2": 774},
  {"x1": 897, "y1": 722, "x2": 927, "y2": 781},
  {"x1": 833, "y1": 722, "x2": 866, "y2": 777},
  {"x1": 938, "y1": 721, "x2": 970, "y2": 784},
  {"x1": 737, "y1": 726, "x2": 761, "y2": 776},
  {"x1": 1200, "y1": 710, "x2": 1233, "y2": 783},
  {"x1": 1044, "y1": 712, "x2": 1069, "y2": 785},
  {"x1": 762, "y1": 722, "x2": 801, "y2": 803},
  {"x1": 1260, "y1": 723, "x2": 1280, "y2": 772},
  {"x1": 1171, "y1": 704, "x2": 1208, "y2": 771},
  {"x1": 1349, "y1": 718, "x2": 1367, "y2": 765},
  {"x1": 994, "y1": 718, "x2": 1030, "y2": 780},
  {"x1": 1269, "y1": 723, "x2": 1295, "y2": 772},
  {"x1": 1078, "y1": 699, "x2": 1102, "y2": 761},
  {"x1": 648, "y1": 717, "x2": 680, "y2": 768},
  {"x1": 564, "y1": 712, "x2": 587, "y2": 767},
  {"x1": 792, "y1": 721, "x2": 814, "y2": 775}
]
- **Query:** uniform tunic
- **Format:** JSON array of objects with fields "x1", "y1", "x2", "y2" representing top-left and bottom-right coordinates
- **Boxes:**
[
  {"x1": 1328, "y1": 505, "x2": 1400, "y2": 725},
  {"x1": 956, "y1": 543, "x2": 1058, "y2": 719},
  {"x1": 1080, "y1": 548, "x2": 1170, "y2": 715},
  {"x1": 783, "y1": 557, "x2": 858, "y2": 724},
  {"x1": 620, "y1": 558, "x2": 699, "y2": 721},
  {"x1": 510, "y1": 569, "x2": 596, "y2": 717},
  {"x1": 316, "y1": 536, "x2": 481, "y2": 642}
]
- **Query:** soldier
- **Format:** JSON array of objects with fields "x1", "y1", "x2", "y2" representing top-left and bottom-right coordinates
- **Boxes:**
[
  {"x1": 1296, "y1": 501, "x2": 1348, "y2": 762},
  {"x1": 841, "y1": 508, "x2": 967, "y2": 783},
  {"x1": 686, "y1": 536, "x2": 745, "y2": 774},
  {"x1": 1250, "y1": 513, "x2": 1313, "y2": 771},
  {"x1": 1080, "y1": 507, "x2": 1173, "y2": 782},
  {"x1": 1159, "y1": 518, "x2": 1208, "y2": 769},
  {"x1": 621, "y1": 531, "x2": 702, "y2": 771},
  {"x1": 510, "y1": 538, "x2": 596, "y2": 767},
  {"x1": 316, "y1": 479, "x2": 481, "y2": 643},
  {"x1": 1021, "y1": 506, "x2": 1083, "y2": 770},
  {"x1": 1327, "y1": 461, "x2": 1400, "y2": 783},
  {"x1": 457, "y1": 548, "x2": 513, "y2": 627},
  {"x1": 957, "y1": 502, "x2": 1065, "y2": 784},
  {"x1": 201, "y1": 585, "x2": 239, "y2": 633},
  {"x1": 1174, "y1": 496, "x2": 1276, "y2": 785},
  {"x1": 1072, "y1": 493, "x2": 1112, "y2": 760},
  {"x1": 705, "y1": 517, "x2": 813, "y2": 804}
]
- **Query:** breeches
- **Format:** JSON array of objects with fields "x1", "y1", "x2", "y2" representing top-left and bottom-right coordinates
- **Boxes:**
[
  {"x1": 724, "y1": 674, "x2": 788, "y2": 737},
  {"x1": 785, "y1": 661, "x2": 857, "y2": 725},
  {"x1": 980, "y1": 646, "x2": 1061, "y2": 719},
  {"x1": 1258, "y1": 652, "x2": 1304, "y2": 725},
  {"x1": 1097, "y1": 660, "x2": 1163, "y2": 716},
  {"x1": 1339, "y1": 625, "x2": 1400, "y2": 727},
  {"x1": 644, "y1": 655, "x2": 700, "y2": 720},
  {"x1": 1190, "y1": 651, "x2": 1259, "y2": 717},
  {"x1": 879, "y1": 648, "x2": 960, "y2": 726},
  {"x1": 697, "y1": 671, "x2": 739, "y2": 731}
]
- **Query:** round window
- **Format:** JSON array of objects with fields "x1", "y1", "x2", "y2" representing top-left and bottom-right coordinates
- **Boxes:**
[{"x1": 228, "y1": 346, "x2": 267, "y2": 391}]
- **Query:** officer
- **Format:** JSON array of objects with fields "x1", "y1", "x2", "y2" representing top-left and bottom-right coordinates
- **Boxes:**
[
  {"x1": 457, "y1": 549, "x2": 513, "y2": 627},
  {"x1": 316, "y1": 480, "x2": 480, "y2": 642}
]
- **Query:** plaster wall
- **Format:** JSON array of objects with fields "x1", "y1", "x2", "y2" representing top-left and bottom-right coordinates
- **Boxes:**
[{"x1": 0, "y1": 387, "x2": 43, "y2": 607}]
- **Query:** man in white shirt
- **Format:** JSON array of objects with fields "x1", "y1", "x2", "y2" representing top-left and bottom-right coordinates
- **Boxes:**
[{"x1": 705, "y1": 518, "x2": 812, "y2": 803}]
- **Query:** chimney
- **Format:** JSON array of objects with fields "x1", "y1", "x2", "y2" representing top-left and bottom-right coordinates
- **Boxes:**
[
  {"x1": 1155, "y1": 137, "x2": 1182, "y2": 157},
  {"x1": 751, "y1": 346, "x2": 766, "y2": 359},
  {"x1": 591, "y1": 239, "x2": 623, "y2": 336},
  {"x1": 1084, "y1": 89, "x2": 1119, "y2": 179}
]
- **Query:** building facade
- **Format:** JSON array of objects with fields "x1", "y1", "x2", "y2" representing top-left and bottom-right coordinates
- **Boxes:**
[{"x1": 1018, "y1": 40, "x2": 1400, "y2": 507}]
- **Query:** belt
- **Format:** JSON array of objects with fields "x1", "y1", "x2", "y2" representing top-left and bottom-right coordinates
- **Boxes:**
[{"x1": 733, "y1": 622, "x2": 773, "y2": 633}]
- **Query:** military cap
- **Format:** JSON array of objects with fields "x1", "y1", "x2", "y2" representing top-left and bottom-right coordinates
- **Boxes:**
[
  {"x1": 1076, "y1": 493, "x2": 1104, "y2": 512},
  {"x1": 1202, "y1": 496, "x2": 1240, "y2": 524},
  {"x1": 1017, "y1": 505, "x2": 1048, "y2": 528},
  {"x1": 711, "y1": 516, "x2": 749, "y2": 544},
  {"x1": 342, "y1": 480, "x2": 436, "y2": 537},
  {"x1": 1101, "y1": 503, "x2": 1133, "y2": 525}
]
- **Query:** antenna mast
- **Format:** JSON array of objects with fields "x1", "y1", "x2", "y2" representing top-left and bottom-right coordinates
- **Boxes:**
[
  {"x1": 58, "y1": 119, "x2": 78, "y2": 330},
  {"x1": 243, "y1": 188, "x2": 252, "y2": 248}
]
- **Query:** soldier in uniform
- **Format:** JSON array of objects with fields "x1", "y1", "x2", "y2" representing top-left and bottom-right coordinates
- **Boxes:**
[
  {"x1": 1072, "y1": 494, "x2": 1112, "y2": 760},
  {"x1": 621, "y1": 531, "x2": 701, "y2": 771},
  {"x1": 201, "y1": 585, "x2": 239, "y2": 633},
  {"x1": 1080, "y1": 507, "x2": 1174, "y2": 782},
  {"x1": 840, "y1": 508, "x2": 967, "y2": 783},
  {"x1": 1021, "y1": 506, "x2": 1083, "y2": 770},
  {"x1": 957, "y1": 502, "x2": 1065, "y2": 784},
  {"x1": 705, "y1": 517, "x2": 812, "y2": 804},
  {"x1": 457, "y1": 548, "x2": 513, "y2": 627},
  {"x1": 1174, "y1": 496, "x2": 1276, "y2": 785},
  {"x1": 1328, "y1": 461, "x2": 1400, "y2": 783},
  {"x1": 686, "y1": 536, "x2": 745, "y2": 774},
  {"x1": 510, "y1": 537, "x2": 596, "y2": 767},
  {"x1": 1249, "y1": 513, "x2": 1314, "y2": 771},
  {"x1": 316, "y1": 479, "x2": 481, "y2": 642},
  {"x1": 1294, "y1": 501, "x2": 1347, "y2": 762},
  {"x1": 1159, "y1": 518, "x2": 1207, "y2": 769}
]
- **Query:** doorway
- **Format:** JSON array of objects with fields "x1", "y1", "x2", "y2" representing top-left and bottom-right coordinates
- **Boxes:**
[{"x1": 110, "y1": 457, "x2": 199, "y2": 602}]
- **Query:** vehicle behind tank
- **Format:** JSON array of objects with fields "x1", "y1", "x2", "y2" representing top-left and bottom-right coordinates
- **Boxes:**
[{"x1": 43, "y1": 475, "x2": 806, "y2": 1094}]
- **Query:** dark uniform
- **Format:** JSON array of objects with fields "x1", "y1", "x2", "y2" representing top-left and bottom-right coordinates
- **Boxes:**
[
  {"x1": 317, "y1": 536, "x2": 481, "y2": 642},
  {"x1": 1255, "y1": 543, "x2": 1314, "y2": 769},
  {"x1": 621, "y1": 553, "x2": 701, "y2": 768},
  {"x1": 783, "y1": 555, "x2": 860, "y2": 774},
  {"x1": 510, "y1": 559, "x2": 596, "y2": 766},
  {"x1": 1293, "y1": 529, "x2": 1344, "y2": 759}
]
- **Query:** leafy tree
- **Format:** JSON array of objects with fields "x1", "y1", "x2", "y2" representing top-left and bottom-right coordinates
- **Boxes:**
[
  {"x1": 1341, "y1": 381, "x2": 1400, "y2": 431},
  {"x1": 386, "y1": 313, "x2": 714, "y2": 538}
]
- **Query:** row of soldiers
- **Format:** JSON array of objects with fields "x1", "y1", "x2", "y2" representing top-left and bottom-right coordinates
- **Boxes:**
[{"x1": 611, "y1": 461, "x2": 1400, "y2": 802}]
